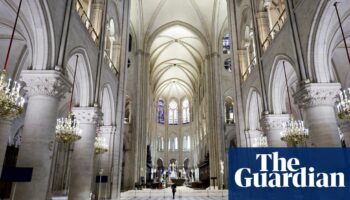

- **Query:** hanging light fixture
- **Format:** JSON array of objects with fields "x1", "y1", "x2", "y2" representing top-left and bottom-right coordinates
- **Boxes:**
[
  {"x1": 55, "y1": 55, "x2": 82, "y2": 143},
  {"x1": 280, "y1": 61, "x2": 309, "y2": 147},
  {"x1": 0, "y1": 0, "x2": 25, "y2": 119},
  {"x1": 94, "y1": 126, "x2": 108, "y2": 155},
  {"x1": 334, "y1": 2, "x2": 350, "y2": 121}
]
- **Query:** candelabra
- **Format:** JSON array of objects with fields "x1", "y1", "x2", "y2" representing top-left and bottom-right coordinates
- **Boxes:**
[
  {"x1": 334, "y1": 2, "x2": 350, "y2": 121},
  {"x1": 281, "y1": 119, "x2": 309, "y2": 147},
  {"x1": 0, "y1": 71, "x2": 25, "y2": 119},
  {"x1": 337, "y1": 89, "x2": 350, "y2": 121},
  {"x1": 94, "y1": 134, "x2": 108, "y2": 155},
  {"x1": 0, "y1": 0, "x2": 25, "y2": 120},
  {"x1": 55, "y1": 113, "x2": 82, "y2": 143},
  {"x1": 280, "y1": 61, "x2": 309, "y2": 147},
  {"x1": 55, "y1": 55, "x2": 82, "y2": 143}
]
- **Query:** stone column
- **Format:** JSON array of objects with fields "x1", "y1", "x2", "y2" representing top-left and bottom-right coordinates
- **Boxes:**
[
  {"x1": 260, "y1": 114, "x2": 290, "y2": 147},
  {"x1": 68, "y1": 107, "x2": 100, "y2": 199},
  {"x1": 256, "y1": 12, "x2": 270, "y2": 45},
  {"x1": 0, "y1": 119, "x2": 12, "y2": 176},
  {"x1": 111, "y1": 0, "x2": 130, "y2": 198},
  {"x1": 206, "y1": 53, "x2": 224, "y2": 189},
  {"x1": 246, "y1": 130, "x2": 263, "y2": 147},
  {"x1": 14, "y1": 70, "x2": 70, "y2": 200},
  {"x1": 96, "y1": 125, "x2": 115, "y2": 199},
  {"x1": 90, "y1": 0, "x2": 104, "y2": 36},
  {"x1": 294, "y1": 83, "x2": 341, "y2": 147}
]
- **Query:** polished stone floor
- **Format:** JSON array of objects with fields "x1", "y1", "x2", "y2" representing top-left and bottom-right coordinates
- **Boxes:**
[{"x1": 120, "y1": 186, "x2": 228, "y2": 200}]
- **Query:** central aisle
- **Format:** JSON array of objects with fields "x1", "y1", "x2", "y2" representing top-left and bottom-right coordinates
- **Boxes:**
[{"x1": 120, "y1": 186, "x2": 228, "y2": 200}]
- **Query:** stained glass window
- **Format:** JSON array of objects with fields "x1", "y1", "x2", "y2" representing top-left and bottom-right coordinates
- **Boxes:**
[
  {"x1": 224, "y1": 58, "x2": 232, "y2": 72},
  {"x1": 183, "y1": 136, "x2": 191, "y2": 151},
  {"x1": 223, "y1": 34, "x2": 231, "y2": 54},
  {"x1": 157, "y1": 99, "x2": 165, "y2": 124},
  {"x1": 182, "y1": 99, "x2": 190, "y2": 123},
  {"x1": 168, "y1": 100, "x2": 178, "y2": 124}
]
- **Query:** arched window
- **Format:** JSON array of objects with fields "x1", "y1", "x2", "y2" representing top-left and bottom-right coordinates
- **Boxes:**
[
  {"x1": 223, "y1": 34, "x2": 231, "y2": 54},
  {"x1": 127, "y1": 59, "x2": 131, "y2": 68},
  {"x1": 168, "y1": 137, "x2": 178, "y2": 151},
  {"x1": 157, "y1": 137, "x2": 164, "y2": 151},
  {"x1": 157, "y1": 99, "x2": 165, "y2": 124},
  {"x1": 182, "y1": 99, "x2": 190, "y2": 124},
  {"x1": 128, "y1": 34, "x2": 132, "y2": 52},
  {"x1": 224, "y1": 58, "x2": 232, "y2": 72},
  {"x1": 183, "y1": 136, "x2": 191, "y2": 151},
  {"x1": 168, "y1": 100, "x2": 178, "y2": 125},
  {"x1": 225, "y1": 97, "x2": 235, "y2": 124},
  {"x1": 124, "y1": 98, "x2": 131, "y2": 124}
]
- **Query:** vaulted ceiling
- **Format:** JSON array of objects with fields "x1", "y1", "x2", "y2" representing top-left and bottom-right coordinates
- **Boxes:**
[{"x1": 130, "y1": 0, "x2": 228, "y2": 99}]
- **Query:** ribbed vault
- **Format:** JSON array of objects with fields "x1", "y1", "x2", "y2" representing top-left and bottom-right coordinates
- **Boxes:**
[{"x1": 150, "y1": 25, "x2": 205, "y2": 99}]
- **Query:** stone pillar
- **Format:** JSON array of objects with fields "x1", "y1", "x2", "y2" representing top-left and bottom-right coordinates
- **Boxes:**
[
  {"x1": 294, "y1": 83, "x2": 341, "y2": 147},
  {"x1": 246, "y1": 130, "x2": 263, "y2": 147},
  {"x1": 260, "y1": 114, "x2": 290, "y2": 147},
  {"x1": 90, "y1": 0, "x2": 104, "y2": 36},
  {"x1": 206, "y1": 53, "x2": 224, "y2": 189},
  {"x1": 111, "y1": 0, "x2": 130, "y2": 198},
  {"x1": 96, "y1": 125, "x2": 115, "y2": 199},
  {"x1": 14, "y1": 70, "x2": 69, "y2": 200},
  {"x1": 68, "y1": 107, "x2": 100, "y2": 199},
  {"x1": 0, "y1": 119, "x2": 12, "y2": 176},
  {"x1": 256, "y1": 12, "x2": 270, "y2": 45}
]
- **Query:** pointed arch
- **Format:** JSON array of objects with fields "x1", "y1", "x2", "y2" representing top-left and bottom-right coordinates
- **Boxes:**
[
  {"x1": 268, "y1": 55, "x2": 300, "y2": 118},
  {"x1": 66, "y1": 47, "x2": 94, "y2": 107}
]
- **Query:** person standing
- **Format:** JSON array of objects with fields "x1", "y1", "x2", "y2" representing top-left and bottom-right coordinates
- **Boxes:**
[{"x1": 171, "y1": 184, "x2": 177, "y2": 199}]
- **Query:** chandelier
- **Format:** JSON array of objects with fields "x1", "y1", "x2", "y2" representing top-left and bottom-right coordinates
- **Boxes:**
[
  {"x1": 337, "y1": 89, "x2": 350, "y2": 121},
  {"x1": 280, "y1": 61, "x2": 309, "y2": 147},
  {"x1": 281, "y1": 119, "x2": 309, "y2": 146},
  {"x1": 55, "y1": 55, "x2": 82, "y2": 143},
  {"x1": 334, "y1": 2, "x2": 350, "y2": 121},
  {"x1": 94, "y1": 134, "x2": 108, "y2": 155},
  {"x1": 55, "y1": 113, "x2": 82, "y2": 143},
  {"x1": 0, "y1": 0, "x2": 25, "y2": 120},
  {"x1": 0, "y1": 71, "x2": 25, "y2": 119}
]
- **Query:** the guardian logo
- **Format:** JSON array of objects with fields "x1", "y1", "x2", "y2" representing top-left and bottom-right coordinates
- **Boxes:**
[{"x1": 234, "y1": 152, "x2": 345, "y2": 188}]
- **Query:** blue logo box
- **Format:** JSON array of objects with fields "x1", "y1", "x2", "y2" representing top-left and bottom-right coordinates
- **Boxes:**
[{"x1": 228, "y1": 148, "x2": 350, "y2": 200}]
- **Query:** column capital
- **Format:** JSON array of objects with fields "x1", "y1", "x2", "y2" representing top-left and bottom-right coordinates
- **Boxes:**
[
  {"x1": 72, "y1": 107, "x2": 101, "y2": 124},
  {"x1": 21, "y1": 70, "x2": 70, "y2": 98},
  {"x1": 260, "y1": 114, "x2": 290, "y2": 131},
  {"x1": 293, "y1": 83, "x2": 341, "y2": 108}
]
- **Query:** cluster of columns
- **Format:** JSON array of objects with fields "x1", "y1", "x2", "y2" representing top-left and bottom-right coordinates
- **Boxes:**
[
  {"x1": 259, "y1": 83, "x2": 342, "y2": 147},
  {"x1": 0, "y1": 1, "x2": 131, "y2": 200},
  {"x1": 226, "y1": 0, "x2": 345, "y2": 148},
  {"x1": 0, "y1": 71, "x2": 120, "y2": 200}
]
